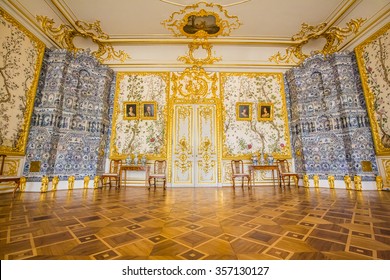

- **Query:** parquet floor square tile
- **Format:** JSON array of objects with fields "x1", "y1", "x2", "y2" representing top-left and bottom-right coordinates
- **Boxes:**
[{"x1": 0, "y1": 186, "x2": 389, "y2": 260}]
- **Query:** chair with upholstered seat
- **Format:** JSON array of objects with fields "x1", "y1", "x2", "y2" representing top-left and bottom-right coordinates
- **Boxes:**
[
  {"x1": 276, "y1": 159, "x2": 299, "y2": 188},
  {"x1": 231, "y1": 160, "x2": 251, "y2": 188},
  {"x1": 100, "y1": 159, "x2": 122, "y2": 188},
  {"x1": 148, "y1": 160, "x2": 167, "y2": 190}
]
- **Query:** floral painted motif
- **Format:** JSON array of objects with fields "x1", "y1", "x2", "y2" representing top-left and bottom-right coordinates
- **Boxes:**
[
  {"x1": 356, "y1": 23, "x2": 390, "y2": 154},
  {"x1": 221, "y1": 73, "x2": 291, "y2": 158},
  {"x1": 0, "y1": 8, "x2": 45, "y2": 154},
  {"x1": 111, "y1": 73, "x2": 169, "y2": 158}
]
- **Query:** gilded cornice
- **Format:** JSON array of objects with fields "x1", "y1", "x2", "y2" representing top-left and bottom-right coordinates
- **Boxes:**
[
  {"x1": 36, "y1": 16, "x2": 129, "y2": 64},
  {"x1": 269, "y1": 18, "x2": 366, "y2": 65}
]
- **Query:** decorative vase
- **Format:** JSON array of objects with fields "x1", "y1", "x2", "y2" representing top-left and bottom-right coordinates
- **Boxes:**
[
  {"x1": 141, "y1": 155, "x2": 147, "y2": 166},
  {"x1": 126, "y1": 156, "x2": 132, "y2": 165},
  {"x1": 268, "y1": 155, "x2": 274, "y2": 165},
  {"x1": 252, "y1": 154, "x2": 258, "y2": 166}
]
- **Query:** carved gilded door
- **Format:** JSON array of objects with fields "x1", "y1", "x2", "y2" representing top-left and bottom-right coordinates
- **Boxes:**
[{"x1": 172, "y1": 104, "x2": 218, "y2": 187}]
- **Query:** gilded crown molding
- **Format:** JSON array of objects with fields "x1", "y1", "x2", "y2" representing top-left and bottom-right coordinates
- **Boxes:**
[
  {"x1": 269, "y1": 18, "x2": 366, "y2": 65},
  {"x1": 36, "y1": 15, "x2": 129, "y2": 63}
]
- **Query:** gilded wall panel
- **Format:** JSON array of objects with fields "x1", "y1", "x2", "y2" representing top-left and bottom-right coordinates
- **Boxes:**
[
  {"x1": 355, "y1": 23, "x2": 390, "y2": 155},
  {"x1": 0, "y1": 8, "x2": 45, "y2": 155},
  {"x1": 110, "y1": 73, "x2": 169, "y2": 158},
  {"x1": 220, "y1": 73, "x2": 291, "y2": 159}
]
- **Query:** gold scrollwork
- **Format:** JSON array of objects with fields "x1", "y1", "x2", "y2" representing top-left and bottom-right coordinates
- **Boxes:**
[
  {"x1": 171, "y1": 66, "x2": 218, "y2": 102},
  {"x1": 199, "y1": 137, "x2": 215, "y2": 173},
  {"x1": 269, "y1": 18, "x2": 366, "y2": 64},
  {"x1": 178, "y1": 40, "x2": 221, "y2": 67},
  {"x1": 175, "y1": 137, "x2": 192, "y2": 173},
  {"x1": 162, "y1": 2, "x2": 241, "y2": 39},
  {"x1": 36, "y1": 16, "x2": 129, "y2": 63},
  {"x1": 384, "y1": 159, "x2": 390, "y2": 187}
]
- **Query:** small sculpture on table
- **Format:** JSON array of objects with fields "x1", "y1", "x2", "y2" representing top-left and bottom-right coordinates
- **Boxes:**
[
  {"x1": 252, "y1": 154, "x2": 258, "y2": 166},
  {"x1": 268, "y1": 155, "x2": 274, "y2": 165},
  {"x1": 126, "y1": 155, "x2": 132, "y2": 165},
  {"x1": 133, "y1": 153, "x2": 139, "y2": 165},
  {"x1": 141, "y1": 155, "x2": 147, "y2": 166}
]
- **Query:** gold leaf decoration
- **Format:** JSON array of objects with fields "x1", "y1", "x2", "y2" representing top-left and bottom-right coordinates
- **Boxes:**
[
  {"x1": 162, "y1": 2, "x2": 241, "y2": 38},
  {"x1": 178, "y1": 40, "x2": 221, "y2": 66},
  {"x1": 36, "y1": 16, "x2": 129, "y2": 63},
  {"x1": 270, "y1": 18, "x2": 366, "y2": 64}
]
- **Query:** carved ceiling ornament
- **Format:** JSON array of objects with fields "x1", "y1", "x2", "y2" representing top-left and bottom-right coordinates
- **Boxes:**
[
  {"x1": 162, "y1": 1, "x2": 241, "y2": 67},
  {"x1": 269, "y1": 18, "x2": 366, "y2": 65},
  {"x1": 162, "y1": 2, "x2": 241, "y2": 39},
  {"x1": 36, "y1": 16, "x2": 129, "y2": 63}
]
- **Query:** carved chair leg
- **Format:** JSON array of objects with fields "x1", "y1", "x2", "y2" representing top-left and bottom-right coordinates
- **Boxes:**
[
  {"x1": 163, "y1": 179, "x2": 166, "y2": 190},
  {"x1": 232, "y1": 178, "x2": 235, "y2": 188}
]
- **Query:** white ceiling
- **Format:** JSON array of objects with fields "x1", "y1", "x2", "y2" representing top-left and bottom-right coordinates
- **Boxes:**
[{"x1": 1, "y1": 0, "x2": 389, "y2": 71}]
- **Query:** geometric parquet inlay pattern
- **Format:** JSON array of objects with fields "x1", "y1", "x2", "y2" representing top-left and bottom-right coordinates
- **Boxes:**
[{"x1": 1, "y1": 186, "x2": 390, "y2": 260}]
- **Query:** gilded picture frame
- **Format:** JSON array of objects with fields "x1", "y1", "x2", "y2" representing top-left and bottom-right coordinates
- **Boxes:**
[
  {"x1": 123, "y1": 102, "x2": 138, "y2": 120},
  {"x1": 236, "y1": 102, "x2": 252, "y2": 121},
  {"x1": 258, "y1": 102, "x2": 274, "y2": 121},
  {"x1": 141, "y1": 101, "x2": 157, "y2": 120},
  {"x1": 355, "y1": 22, "x2": 390, "y2": 155}
]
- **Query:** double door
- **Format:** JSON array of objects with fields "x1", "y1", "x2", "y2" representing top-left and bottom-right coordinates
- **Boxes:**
[{"x1": 171, "y1": 104, "x2": 218, "y2": 187}]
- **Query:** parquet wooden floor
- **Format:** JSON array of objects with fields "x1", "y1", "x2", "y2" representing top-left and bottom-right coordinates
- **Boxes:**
[{"x1": 1, "y1": 186, "x2": 390, "y2": 260}]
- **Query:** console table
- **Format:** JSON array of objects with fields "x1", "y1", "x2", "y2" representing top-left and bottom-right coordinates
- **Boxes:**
[
  {"x1": 119, "y1": 165, "x2": 150, "y2": 188},
  {"x1": 248, "y1": 164, "x2": 279, "y2": 187}
]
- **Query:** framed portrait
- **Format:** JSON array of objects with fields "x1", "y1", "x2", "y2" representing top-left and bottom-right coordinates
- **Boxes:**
[
  {"x1": 141, "y1": 101, "x2": 157, "y2": 120},
  {"x1": 236, "y1": 103, "x2": 252, "y2": 121},
  {"x1": 124, "y1": 102, "x2": 138, "y2": 120},
  {"x1": 258, "y1": 102, "x2": 273, "y2": 121}
]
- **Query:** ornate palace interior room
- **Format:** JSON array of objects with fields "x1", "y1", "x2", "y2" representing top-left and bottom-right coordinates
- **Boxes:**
[{"x1": 0, "y1": 0, "x2": 390, "y2": 261}]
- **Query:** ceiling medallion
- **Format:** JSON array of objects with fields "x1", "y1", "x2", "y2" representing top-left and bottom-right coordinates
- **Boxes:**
[
  {"x1": 162, "y1": 1, "x2": 241, "y2": 67},
  {"x1": 36, "y1": 16, "x2": 129, "y2": 63},
  {"x1": 269, "y1": 18, "x2": 366, "y2": 65},
  {"x1": 162, "y1": 2, "x2": 241, "y2": 39}
]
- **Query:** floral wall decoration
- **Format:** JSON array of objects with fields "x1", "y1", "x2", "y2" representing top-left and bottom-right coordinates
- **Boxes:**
[
  {"x1": 355, "y1": 22, "x2": 390, "y2": 155},
  {"x1": 220, "y1": 73, "x2": 291, "y2": 159},
  {"x1": 0, "y1": 7, "x2": 45, "y2": 155},
  {"x1": 110, "y1": 72, "x2": 170, "y2": 159}
]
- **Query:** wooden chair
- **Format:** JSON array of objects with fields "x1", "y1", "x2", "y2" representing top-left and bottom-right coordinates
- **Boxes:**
[
  {"x1": 276, "y1": 159, "x2": 299, "y2": 188},
  {"x1": 0, "y1": 154, "x2": 21, "y2": 197},
  {"x1": 100, "y1": 159, "x2": 122, "y2": 188},
  {"x1": 148, "y1": 160, "x2": 167, "y2": 190},
  {"x1": 231, "y1": 160, "x2": 251, "y2": 188}
]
